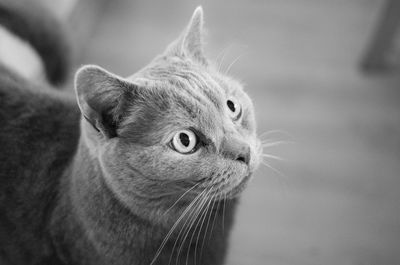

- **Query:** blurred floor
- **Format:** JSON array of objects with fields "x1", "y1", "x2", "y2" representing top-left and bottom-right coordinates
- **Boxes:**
[{"x1": 78, "y1": 0, "x2": 400, "y2": 264}]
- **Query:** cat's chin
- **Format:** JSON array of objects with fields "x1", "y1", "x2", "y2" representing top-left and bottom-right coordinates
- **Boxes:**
[{"x1": 224, "y1": 173, "x2": 253, "y2": 200}]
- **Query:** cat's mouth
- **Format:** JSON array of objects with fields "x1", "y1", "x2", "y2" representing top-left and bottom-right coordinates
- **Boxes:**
[{"x1": 201, "y1": 169, "x2": 253, "y2": 200}]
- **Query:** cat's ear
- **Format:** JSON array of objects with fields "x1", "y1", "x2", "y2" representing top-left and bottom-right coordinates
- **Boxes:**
[
  {"x1": 182, "y1": 6, "x2": 205, "y2": 60},
  {"x1": 169, "y1": 6, "x2": 207, "y2": 64},
  {"x1": 74, "y1": 65, "x2": 133, "y2": 138}
]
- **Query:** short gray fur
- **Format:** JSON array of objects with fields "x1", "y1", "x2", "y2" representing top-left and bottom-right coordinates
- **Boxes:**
[{"x1": 0, "y1": 5, "x2": 260, "y2": 265}]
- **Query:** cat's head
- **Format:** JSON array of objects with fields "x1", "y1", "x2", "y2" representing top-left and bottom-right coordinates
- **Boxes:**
[{"x1": 74, "y1": 7, "x2": 261, "y2": 220}]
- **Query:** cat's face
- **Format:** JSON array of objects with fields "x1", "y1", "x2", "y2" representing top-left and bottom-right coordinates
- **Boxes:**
[{"x1": 75, "y1": 7, "x2": 261, "y2": 217}]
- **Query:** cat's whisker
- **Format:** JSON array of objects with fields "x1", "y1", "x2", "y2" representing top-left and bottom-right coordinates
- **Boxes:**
[
  {"x1": 200, "y1": 186, "x2": 221, "y2": 259},
  {"x1": 260, "y1": 129, "x2": 292, "y2": 139},
  {"x1": 261, "y1": 140, "x2": 294, "y2": 148},
  {"x1": 260, "y1": 131, "x2": 293, "y2": 146},
  {"x1": 175, "y1": 187, "x2": 213, "y2": 265},
  {"x1": 262, "y1": 159, "x2": 291, "y2": 195},
  {"x1": 194, "y1": 194, "x2": 214, "y2": 265},
  {"x1": 164, "y1": 182, "x2": 201, "y2": 215},
  {"x1": 168, "y1": 190, "x2": 207, "y2": 264},
  {"x1": 185, "y1": 190, "x2": 214, "y2": 265},
  {"x1": 261, "y1": 153, "x2": 284, "y2": 161},
  {"x1": 208, "y1": 190, "x2": 222, "y2": 242},
  {"x1": 151, "y1": 189, "x2": 206, "y2": 265},
  {"x1": 182, "y1": 188, "x2": 215, "y2": 259},
  {"x1": 225, "y1": 53, "x2": 245, "y2": 75},
  {"x1": 200, "y1": 188, "x2": 219, "y2": 258},
  {"x1": 261, "y1": 160, "x2": 287, "y2": 179},
  {"x1": 215, "y1": 44, "x2": 233, "y2": 72},
  {"x1": 169, "y1": 187, "x2": 208, "y2": 265},
  {"x1": 180, "y1": 194, "x2": 208, "y2": 254},
  {"x1": 222, "y1": 192, "x2": 227, "y2": 234},
  {"x1": 192, "y1": 190, "x2": 215, "y2": 265},
  {"x1": 168, "y1": 205, "x2": 195, "y2": 265},
  {"x1": 215, "y1": 47, "x2": 227, "y2": 67}
]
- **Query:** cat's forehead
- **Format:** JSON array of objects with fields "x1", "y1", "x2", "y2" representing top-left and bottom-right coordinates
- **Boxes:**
[
  {"x1": 137, "y1": 75, "x2": 222, "y2": 125},
  {"x1": 124, "y1": 71, "x2": 229, "y2": 138},
  {"x1": 133, "y1": 55, "x2": 244, "y2": 101}
]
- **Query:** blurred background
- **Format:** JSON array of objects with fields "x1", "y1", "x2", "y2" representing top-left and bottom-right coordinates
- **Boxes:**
[{"x1": 7, "y1": 0, "x2": 400, "y2": 264}]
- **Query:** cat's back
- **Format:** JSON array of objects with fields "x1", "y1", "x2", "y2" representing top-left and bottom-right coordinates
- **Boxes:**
[
  {"x1": 0, "y1": 69, "x2": 80, "y2": 175},
  {"x1": 0, "y1": 66, "x2": 80, "y2": 264}
]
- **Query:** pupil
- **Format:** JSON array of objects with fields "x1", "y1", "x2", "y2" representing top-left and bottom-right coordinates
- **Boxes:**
[
  {"x1": 227, "y1": 100, "x2": 235, "y2": 112},
  {"x1": 179, "y1": 133, "x2": 190, "y2": 147}
]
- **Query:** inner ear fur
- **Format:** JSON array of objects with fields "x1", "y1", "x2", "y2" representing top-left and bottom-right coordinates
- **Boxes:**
[{"x1": 74, "y1": 65, "x2": 135, "y2": 138}]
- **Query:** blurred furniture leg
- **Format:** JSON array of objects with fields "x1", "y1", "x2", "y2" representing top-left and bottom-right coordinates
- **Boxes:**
[{"x1": 360, "y1": 0, "x2": 400, "y2": 73}]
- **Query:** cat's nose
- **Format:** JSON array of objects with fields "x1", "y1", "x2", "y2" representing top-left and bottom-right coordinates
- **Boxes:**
[
  {"x1": 221, "y1": 135, "x2": 251, "y2": 165},
  {"x1": 236, "y1": 150, "x2": 250, "y2": 165}
]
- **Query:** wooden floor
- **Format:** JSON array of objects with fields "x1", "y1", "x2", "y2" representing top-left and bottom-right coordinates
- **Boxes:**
[{"x1": 79, "y1": 0, "x2": 400, "y2": 264}]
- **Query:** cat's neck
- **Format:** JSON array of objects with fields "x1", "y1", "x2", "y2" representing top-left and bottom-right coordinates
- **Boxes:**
[{"x1": 70, "y1": 137, "x2": 156, "y2": 234}]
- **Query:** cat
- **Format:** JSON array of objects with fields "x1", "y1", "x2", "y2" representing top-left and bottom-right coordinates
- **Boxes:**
[{"x1": 0, "y1": 4, "x2": 261, "y2": 265}]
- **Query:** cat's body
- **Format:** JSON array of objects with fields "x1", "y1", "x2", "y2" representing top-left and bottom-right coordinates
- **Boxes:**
[
  {"x1": 0, "y1": 4, "x2": 260, "y2": 265},
  {"x1": 0, "y1": 66, "x2": 234, "y2": 265}
]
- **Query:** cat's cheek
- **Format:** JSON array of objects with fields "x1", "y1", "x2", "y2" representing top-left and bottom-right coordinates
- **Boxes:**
[
  {"x1": 124, "y1": 145, "x2": 203, "y2": 182},
  {"x1": 162, "y1": 150, "x2": 216, "y2": 182}
]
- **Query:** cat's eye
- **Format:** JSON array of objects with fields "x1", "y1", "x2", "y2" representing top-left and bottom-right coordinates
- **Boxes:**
[
  {"x1": 171, "y1": 129, "x2": 197, "y2": 154},
  {"x1": 227, "y1": 99, "x2": 242, "y2": 120}
]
